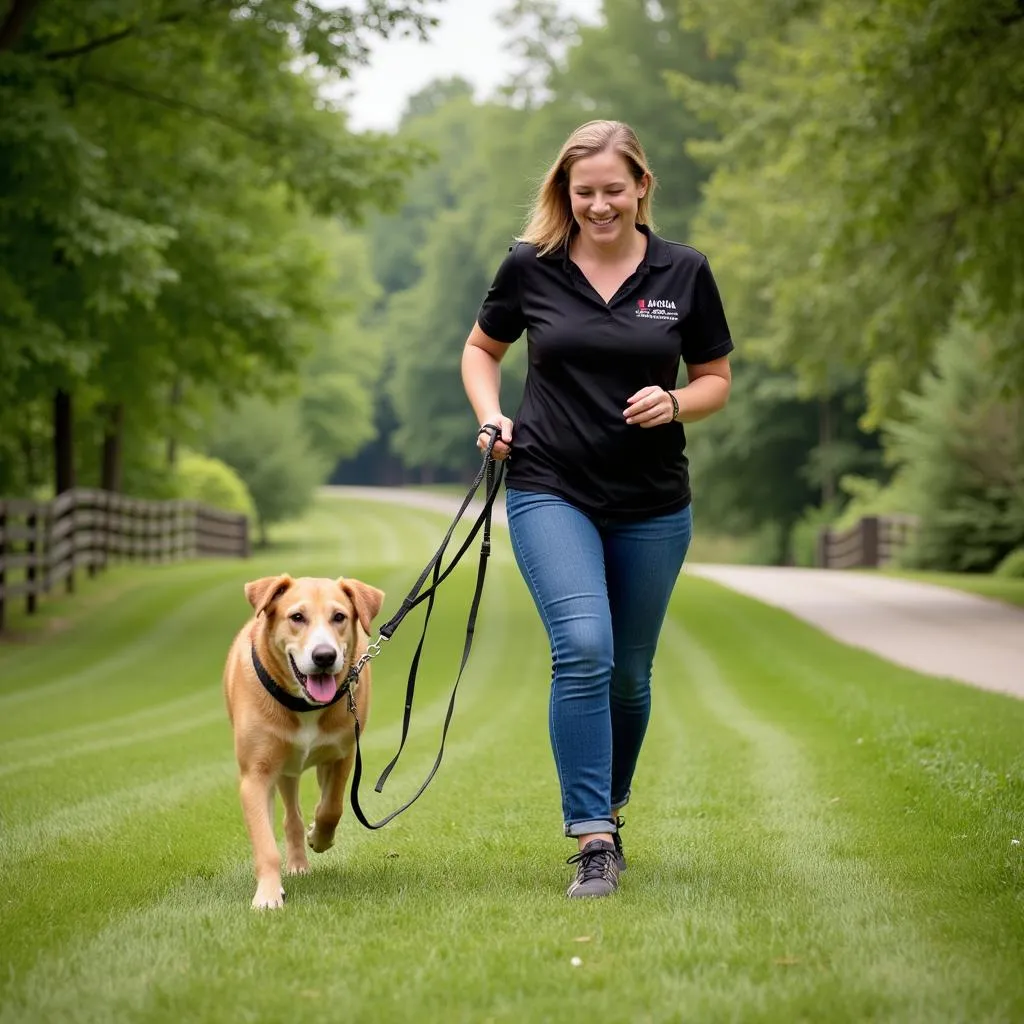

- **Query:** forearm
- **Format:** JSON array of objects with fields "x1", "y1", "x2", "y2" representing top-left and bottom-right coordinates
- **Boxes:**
[
  {"x1": 671, "y1": 374, "x2": 730, "y2": 423},
  {"x1": 461, "y1": 344, "x2": 503, "y2": 423}
]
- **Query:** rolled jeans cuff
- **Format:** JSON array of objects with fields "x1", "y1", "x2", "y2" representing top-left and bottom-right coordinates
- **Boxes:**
[{"x1": 565, "y1": 818, "x2": 618, "y2": 838}]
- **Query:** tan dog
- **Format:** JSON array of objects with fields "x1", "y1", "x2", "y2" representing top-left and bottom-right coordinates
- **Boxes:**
[{"x1": 223, "y1": 573, "x2": 385, "y2": 909}]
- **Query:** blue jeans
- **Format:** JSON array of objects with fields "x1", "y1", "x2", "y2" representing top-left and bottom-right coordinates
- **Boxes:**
[{"x1": 505, "y1": 488, "x2": 693, "y2": 837}]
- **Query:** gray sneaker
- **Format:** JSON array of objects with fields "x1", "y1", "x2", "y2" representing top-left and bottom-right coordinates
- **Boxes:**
[
  {"x1": 612, "y1": 816, "x2": 627, "y2": 872},
  {"x1": 566, "y1": 839, "x2": 620, "y2": 899}
]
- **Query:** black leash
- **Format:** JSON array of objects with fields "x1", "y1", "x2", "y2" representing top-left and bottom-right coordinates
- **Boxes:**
[{"x1": 346, "y1": 424, "x2": 505, "y2": 830}]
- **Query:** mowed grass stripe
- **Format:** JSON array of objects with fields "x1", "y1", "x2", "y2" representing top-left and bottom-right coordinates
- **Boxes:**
[
  {"x1": 694, "y1": 580, "x2": 1024, "y2": 1003},
  {"x1": 659, "y1": 617, "x2": 967, "y2": 1019},
  {"x1": 0, "y1": 730, "x2": 546, "y2": 1024},
  {"x1": 0, "y1": 512, "x2": 530, "y2": 993},
  {"x1": 0, "y1": 635, "x2": 547, "y2": 1024},
  {"x1": 0, "y1": 604, "x2": 543, "y2": 1021},
  {"x1": 0, "y1": 554, "x2": 521, "y2": 856},
  {"x1": 654, "y1": 577, "x2": 1024, "y2": 1021},
  {"x1": 1, "y1": 495, "x2": 1021, "y2": 1024}
]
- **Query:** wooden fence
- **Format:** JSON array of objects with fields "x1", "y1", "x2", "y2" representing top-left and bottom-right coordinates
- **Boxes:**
[
  {"x1": 0, "y1": 489, "x2": 249, "y2": 631},
  {"x1": 817, "y1": 514, "x2": 919, "y2": 569}
]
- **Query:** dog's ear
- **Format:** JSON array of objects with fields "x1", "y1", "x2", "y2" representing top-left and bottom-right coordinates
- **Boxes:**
[
  {"x1": 244, "y1": 574, "x2": 294, "y2": 617},
  {"x1": 337, "y1": 577, "x2": 386, "y2": 636}
]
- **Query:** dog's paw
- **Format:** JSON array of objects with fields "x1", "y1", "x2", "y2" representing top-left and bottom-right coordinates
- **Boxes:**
[
  {"x1": 306, "y1": 823, "x2": 335, "y2": 853},
  {"x1": 286, "y1": 858, "x2": 310, "y2": 876},
  {"x1": 252, "y1": 882, "x2": 286, "y2": 910}
]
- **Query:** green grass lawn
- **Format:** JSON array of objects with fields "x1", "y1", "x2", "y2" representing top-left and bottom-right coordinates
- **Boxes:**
[
  {"x1": 880, "y1": 568, "x2": 1024, "y2": 609},
  {"x1": 1, "y1": 493, "x2": 1022, "y2": 1023}
]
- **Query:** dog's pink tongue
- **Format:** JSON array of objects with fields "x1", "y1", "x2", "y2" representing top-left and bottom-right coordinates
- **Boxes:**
[{"x1": 306, "y1": 674, "x2": 338, "y2": 704}]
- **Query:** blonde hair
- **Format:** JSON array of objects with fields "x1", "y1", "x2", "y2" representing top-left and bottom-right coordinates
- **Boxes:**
[{"x1": 520, "y1": 120, "x2": 656, "y2": 256}]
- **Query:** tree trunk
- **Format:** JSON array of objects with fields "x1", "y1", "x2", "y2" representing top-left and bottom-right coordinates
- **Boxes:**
[
  {"x1": 0, "y1": 0, "x2": 43, "y2": 51},
  {"x1": 100, "y1": 402, "x2": 124, "y2": 493},
  {"x1": 53, "y1": 388, "x2": 75, "y2": 495},
  {"x1": 166, "y1": 377, "x2": 183, "y2": 468},
  {"x1": 19, "y1": 432, "x2": 36, "y2": 490}
]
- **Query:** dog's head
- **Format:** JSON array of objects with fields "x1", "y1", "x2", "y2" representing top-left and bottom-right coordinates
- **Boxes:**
[{"x1": 244, "y1": 574, "x2": 386, "y2": 706}]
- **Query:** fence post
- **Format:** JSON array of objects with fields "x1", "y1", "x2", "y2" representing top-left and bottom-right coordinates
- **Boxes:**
[
  {"x1": 860, "y1": 515, "x2": 880, "y2": 568},
  {"x1": 26, "y1": 509, "x2": 38, "y2": 615},
  {"x1": 86, "y1": 491, "x2": 98, "y2": 579},
  {"x1": 65, "y1": 491, "x2": 76, "y2": 595},
  {"x1": 816, "y1": 527, "x2": 831, "y2": 569},
  {"x1": 42, "y1": 501, "x2": 53, "y2": 595},
  {"x1": 94, "y1": 491, "x2": 107, "y2": 576},
  {"x1": 240, "y1": 515, "x2": 250, "y2": 559}
]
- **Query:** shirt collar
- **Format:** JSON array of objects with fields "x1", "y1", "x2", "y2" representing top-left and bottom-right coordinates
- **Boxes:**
[{"x1": 544, "y1": 223, "x2": 672, "y2": 269}]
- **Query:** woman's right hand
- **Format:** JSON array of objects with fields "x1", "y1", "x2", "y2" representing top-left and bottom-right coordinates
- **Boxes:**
[{"x1": 477, "y1": 415, "x2": 514, "y2": 461}]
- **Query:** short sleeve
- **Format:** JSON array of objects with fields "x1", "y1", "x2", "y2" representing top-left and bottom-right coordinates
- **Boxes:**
[
  {"x1": 679, "y1": 258, "x2": 734, "y2": 364},
  {"x1": 477, "y1": 244, "x2": 527, "y2": 343}
]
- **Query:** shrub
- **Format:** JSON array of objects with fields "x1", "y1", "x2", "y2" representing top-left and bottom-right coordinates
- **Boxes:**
[
  {"x1": 883, "y1": 323, "x2": 1024, "y2": 572},
  {"x1": 174, "y1": 451, "x2": 256, "y2": 519},
  {"x1": 789, "y1": 502, "x2": 841, "y2": 567},
  {"x1": 994, "y1": 548, "x2": 1024, "y2": 579}
]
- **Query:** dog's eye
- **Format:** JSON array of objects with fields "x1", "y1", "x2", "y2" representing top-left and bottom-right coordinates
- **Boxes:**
[
  {"x1": 289, "y1": 612, "x2": 305, "y2": 624},
  {"x1": 332, "y1": 612, "x2": 347, "y2": 624}
]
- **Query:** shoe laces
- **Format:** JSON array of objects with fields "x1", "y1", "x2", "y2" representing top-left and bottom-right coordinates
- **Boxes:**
[{"x1": 566, "y1": 841, "x2": 617, "y2": 883}]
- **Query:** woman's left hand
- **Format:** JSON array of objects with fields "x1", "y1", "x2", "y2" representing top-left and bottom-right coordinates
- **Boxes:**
[{"x1": 623, "y1": 386, "x2": 677, "y2": 427}]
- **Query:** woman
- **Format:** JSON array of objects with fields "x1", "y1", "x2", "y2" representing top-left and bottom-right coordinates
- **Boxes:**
[{"x1": 461, "y1": 120, "x2": 733, "y2": 899}]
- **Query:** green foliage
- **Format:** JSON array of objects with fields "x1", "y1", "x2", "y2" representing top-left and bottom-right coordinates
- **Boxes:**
[
  {"x1": 547, "y1": 0, "x2": 735, "y2": 241},
  {"x1": 293, "y1": 228, "x2": 385, "y2": 465},
  {"x1": 173, "y1": 450, "x2": 256, "y2": 518},
  {"x1": 994, "y1": 548, "x2": 1024, "y2": 580},
  {"x1": 685, "y1": 364, "x2": 879, "y2": 547},
  {"x1": 205, "y1": 397, "x2": 325, "y2": 545},
  {"x1": 678, "y1": 0, "x2": 1024, "y2": 424},
  {"x1": 0, "y1": 0, "x2": 431, "y2": 495},
  {"x1": 368, "y1": 96, "x2": 539, "y2": 477},
  {"x1": 741, "y1": 519, "x2": 788, "y2": 566},
  {"x1": 884, "y1": 320, "x2": 1024, "y2": 572},
  {"x1": 833, "y1": 474, "x2": 915, "y2": 531},
  {"x1": 789, "y1": 501, "x2": 841, "y2": 568}
]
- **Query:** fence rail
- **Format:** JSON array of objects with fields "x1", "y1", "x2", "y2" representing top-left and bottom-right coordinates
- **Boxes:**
[
  {"x1": 817, "y1": 514, "x2": 919, "y2": 569},
  {"x1": 0, "y1": 489, "x2": 248, "y2": 631}
]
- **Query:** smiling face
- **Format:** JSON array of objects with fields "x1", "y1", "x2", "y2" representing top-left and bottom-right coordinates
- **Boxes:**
[
  {"x1": 567, "y1": 147, "x2": 649, "y2": 251},
  {"x1": 276, "y1": 579, "x2": 352, "y2": 704},
  {"x1": 245, "y1": 575, "x2": 385, "y2": 707}
]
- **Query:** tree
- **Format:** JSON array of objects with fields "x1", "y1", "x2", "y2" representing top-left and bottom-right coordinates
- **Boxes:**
[
  {"x1": 357, "y1": 92, "x2": 539, "y2": 482},
  {"x1": 674, "y1": 0, "x2": 1024, "y2": 423},
  {"x1": 0, "y1": 0, "x2": 434, "y2": 495},
  {"x1": 883, "y1": 314, "x2": 1024, "y2": 572},
  {"x1": 686, "y1": 363, "x2": 880, "y2": 556},
  {"x1": 207, "y1": 397, "x2": 325, "y2": 547}
]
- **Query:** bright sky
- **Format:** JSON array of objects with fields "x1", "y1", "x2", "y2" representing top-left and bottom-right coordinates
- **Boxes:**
[{"x1": 343, "y1": 0, "x2": 602, "y2": 132}]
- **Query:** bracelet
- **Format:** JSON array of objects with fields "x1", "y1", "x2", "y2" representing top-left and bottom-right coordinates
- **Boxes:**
[{"x1": 668, "y1": 391, "x2": 679, "y2": 421}]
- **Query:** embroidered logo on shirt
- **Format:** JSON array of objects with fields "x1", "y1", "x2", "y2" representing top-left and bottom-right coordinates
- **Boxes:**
[{"x1": 635, "y1": 299, "x2": 678, "y2": 321}]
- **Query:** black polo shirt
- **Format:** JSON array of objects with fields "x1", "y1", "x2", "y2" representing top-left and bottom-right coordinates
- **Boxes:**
[{"x1": 477, "y1": 225, "x2": 734, "y2": 520}]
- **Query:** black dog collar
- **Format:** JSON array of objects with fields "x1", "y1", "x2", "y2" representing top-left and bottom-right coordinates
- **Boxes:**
[{"x1": 250, "y1": 645, "x2": 349, "y2": 713}]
